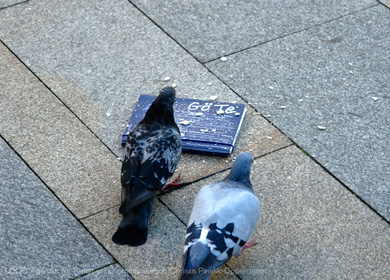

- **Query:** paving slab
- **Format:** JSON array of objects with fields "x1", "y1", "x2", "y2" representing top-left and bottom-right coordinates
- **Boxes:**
[
  {"x1": 206, "y1": 5, "x2": 390, "y2": 220},
  {"x1": 81, "y1": 201, "x2": 238, "y2": 280},
  {"x1": 161, "y1": 146, "x2": 390, "y2": 279},
  {"x1": 81, "y1": 201, "x2": 185, "y2": 280},
  {"x1": 1, "y1": 0, "x2": 254, "y2": 158},
  {"x1": 78, "y1": 264, "x2": 132, "y2": 280},
  {"x1": 0, "y1": 42, "x2": 120, "y2": 218},
  {"x1": 130, "y1": 0, "x2": 377, "y2": 62},
  {"x1": 0, "y1": 138, "x2": 114, "y2": 280}
]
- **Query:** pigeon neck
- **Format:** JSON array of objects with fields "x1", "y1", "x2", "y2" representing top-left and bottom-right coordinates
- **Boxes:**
[
  {"x1": 143, "y1": 100, "x2": 176, "y2": 125},
  {"x1": 144, "y1": 108, "x2": 175, "y2": 124},
  {"x1": 225, "y1": 172, "x2": 252, "y2": 189}
]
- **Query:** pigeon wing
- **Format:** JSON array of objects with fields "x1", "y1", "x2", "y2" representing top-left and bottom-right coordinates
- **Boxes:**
[
  {"x1": 120, "y1": 126, "x2": 181, "y2": 213},
  {"x1": 138, "y1": 126, "x2": 181, "y2": 191},
  {"x1": 121, "y1": 128, "x2": 142, "y2": 203}
]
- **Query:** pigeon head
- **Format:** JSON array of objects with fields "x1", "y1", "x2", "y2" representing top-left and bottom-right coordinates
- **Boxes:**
[
  {"x1": 143, "y1": 87, "x2": 176, "y2": 124},
  {"x1": 156, "y1": 86, "x2": 176, "y2": 105},
  {"x1": 225, "y1": 152, "x2": 253, "y2": 187}
]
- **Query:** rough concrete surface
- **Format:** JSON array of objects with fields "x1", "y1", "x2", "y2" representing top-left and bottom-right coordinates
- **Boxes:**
[
  {"x1": 0, "y1": 42, "x2": 121, "y2": 219},
  {"x1": 162, "y1": 146, "x2": 390, "y2": 279},
  {"x1": 78, "y1": 264, "x2": 132, "y2": 280},
  {"x1": 131, "y1": 0, "x2": 377, "y2": 62},
  {"x1": 81, "y1": 201, "x2": 185, "y2": 280},
  {"x1": 0, "y1": 0, "x2": 25, "y2": 9},
  {"x1": 0, "y1": 138, "x2": 113, "y2": 280},
  {"x1": 0, "y1": 0, "x2": 251, "y2": 157},
  {"x1": 206, "y1": 4, "x2": 390, "y2": 220},
  {"x1": 1, "y1": 0, "x2": 389, "y2": 279},
  {"x1": 173, "y1": 106, "x2": 291, "y2": 183}
]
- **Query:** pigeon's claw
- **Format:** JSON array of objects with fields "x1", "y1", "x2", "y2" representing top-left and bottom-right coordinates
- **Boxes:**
[
  {"x1": 160, "y1": 175, "x2": 182, "y2": 193},
  {"x1": 239, "y1": 239, "x2": 258, "y2": 255}
]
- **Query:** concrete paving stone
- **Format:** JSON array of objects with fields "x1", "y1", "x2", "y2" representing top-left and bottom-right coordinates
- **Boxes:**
[
  {"x1": 162, "y1": 146, "x2": 390, "y2": 279},
  {"x1": 206, "y1": 5, "x2": 390, "y2": 220},
  {"x1": 1, "y1": 0, "x2": 255, "y2": 159},
  {"x1": 0, "y1": 0, "x2": 291, "y2": 184},
  {"x1": 78, "y1": 264, "x2": 132, "y2": 280},
  {"x1": 81, "y1": 201, "x2": 185, "y2": 280},
  {"x1": 173, "y1": 106, "x2": 291, "y2": 183},
  {"x1": 130, "y1": 0, "x2": 377, "y2": 62},
  {"x1": 0, "y1": 138, "x2": 114, "y2": 280},
  {"x1": 81, "y1": 201, "x2": 238, "y2": 280},
  {"x1": 0, "y1": 0, "x2": 25, "y2": 9},
  {"x1": 0, "y1": 42, "x2": 121, "y2": 218},
  {"x1": 161, "y1": 146, "x2": 327, "y2": 225}
]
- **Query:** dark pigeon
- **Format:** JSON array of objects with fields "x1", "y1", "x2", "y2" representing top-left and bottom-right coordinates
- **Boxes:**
[
  {"x1": 180, "y1": 152, "x2": 260, "y2": 280},
  {"x1": 112, "y1": 87, "x2": 181, "y2": 246}
]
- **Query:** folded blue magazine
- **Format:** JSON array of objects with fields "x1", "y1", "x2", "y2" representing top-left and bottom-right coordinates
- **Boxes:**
[{"x1": 122, "y1": 95, "x2": 246, "y2": 156}]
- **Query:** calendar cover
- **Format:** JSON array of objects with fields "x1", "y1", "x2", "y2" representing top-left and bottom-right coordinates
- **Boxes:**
[{"x1": 122, "y1": 95, "x2": 246, "y2": 156}]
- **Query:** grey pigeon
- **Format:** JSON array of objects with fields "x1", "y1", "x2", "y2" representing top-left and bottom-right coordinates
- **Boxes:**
[
  {"x1": 112, "y1": 87, "x2": 181, "y2": 246},
  {"x1": 180, "y1": 152, "x2": 260, "y2": 280}
]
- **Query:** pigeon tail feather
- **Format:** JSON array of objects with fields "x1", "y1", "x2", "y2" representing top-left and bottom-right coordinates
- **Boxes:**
[
  {"x1": 180, "y1": 243, "x2": 225, "y2": 280},
  {"x1": 119, "y1": 189, "x2": 156, "y2": 214},
  {"x1": 112, "y1": 219, "x2": 147, "y2": 246},
  {"x1": 112, "y1": 197, "x2": 154, "y2": 246}
]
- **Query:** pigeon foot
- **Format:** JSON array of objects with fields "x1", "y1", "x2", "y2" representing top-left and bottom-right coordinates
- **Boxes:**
[
  {"x1": 239, "y1": 239, "x2": 258, "y2": 255},
  {"x1": 160, "y1": 175, "x2": 182, "y2": 193}
]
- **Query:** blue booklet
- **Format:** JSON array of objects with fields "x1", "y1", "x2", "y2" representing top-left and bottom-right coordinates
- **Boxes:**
[{"x1": 122, "y1": 95, "x2": 246, "y2": 156}]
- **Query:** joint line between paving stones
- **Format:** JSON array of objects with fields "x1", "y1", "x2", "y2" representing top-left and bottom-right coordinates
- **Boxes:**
[
  {"x1": 158, "y1": 198, "x2": 188, "y2": 227},
  {"x1": 126, "y1": 0, "x2": 264, "y2": 115},
  {"x1": 202, "y1": 60, "x2": 390, "y2": 225},
  {"x1": 0, "y1": 134, "x2": 135, "y2": 280},
  {"x1": 126, "y1": 0, "x2": 208, "y2": 66},
  {"x1": 295, "y1": 142, "x2": 390, "y2": 226},
  {"x1": 158, "y1": 143, "x2": 294, "y2": 198},
  {"x1": 217, "y1": 77, "x2": 390, "y2": 226},
  {"x1": 203, "y1": 3, "x2": 380, "y2": 63},
  {"x1": 71, "y1": 262, "x2": 125, "y2": 280},
  {"x1": 0, "y1": 39, "x2": 120, "y2": 159},
  {"x1": 195, "y1": 58, "x2": 300, "y2": 158},
  {"x1": 0, "y1": 0, "x2": 29, "y2": 11},
  {"x1": 225, "y1": 264, "x2": 243, "y2": 280},
  {"x1": 158, "y1": 200, "x2": 244, "y2": 280},
  {"x1": 79, "y1": 204, "x2": 121, "y2": 221}
]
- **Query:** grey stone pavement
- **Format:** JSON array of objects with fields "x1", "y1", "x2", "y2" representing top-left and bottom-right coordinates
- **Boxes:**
[{"x1": 0, "y1": 0, "x2": 389, "y2": 279}]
